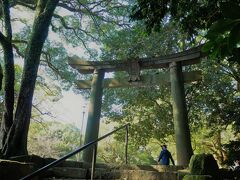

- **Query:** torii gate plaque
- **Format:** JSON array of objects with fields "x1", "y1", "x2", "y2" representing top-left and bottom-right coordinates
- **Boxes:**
[{"x1": 68, "y1": 45, "x2": 205, "y2": 166}]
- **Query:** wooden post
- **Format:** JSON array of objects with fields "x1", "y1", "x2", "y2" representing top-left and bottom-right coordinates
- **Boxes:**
[
  {"x1": 169, "y1": 62, "x2": 193, "y2": 166},
  {"x1": 82, "y1": 69, "x2": 105, "y2": 163}
]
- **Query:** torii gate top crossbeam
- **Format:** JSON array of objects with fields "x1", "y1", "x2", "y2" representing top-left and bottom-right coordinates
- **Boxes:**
[{"x1": 68, "y1": 45, "x2": 205, "y2": 74}]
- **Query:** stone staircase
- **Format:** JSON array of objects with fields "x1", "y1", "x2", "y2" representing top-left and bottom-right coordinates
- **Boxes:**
[
  {"x1": 0, "y1": 156, "x2": 186, "y2": 180},
  {"x1": 38, "y1": 161, "x2": 185, "y2": 180}
]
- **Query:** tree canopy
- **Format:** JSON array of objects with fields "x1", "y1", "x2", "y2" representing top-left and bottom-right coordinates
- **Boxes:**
[{"x1": 130, "y1": 0, "x2": 240, "y2": 65}]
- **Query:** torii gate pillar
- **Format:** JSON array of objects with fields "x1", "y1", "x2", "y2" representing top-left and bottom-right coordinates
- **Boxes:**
[
  {"x1": 69, "y1": 45, "x2": 205, "y2": 165},
  {"x1": 170, "y1": 61, "x2": 193, "y2": 166},
  {"x1": 82, "y1": 69, "x2": 105, "y2": 163}
]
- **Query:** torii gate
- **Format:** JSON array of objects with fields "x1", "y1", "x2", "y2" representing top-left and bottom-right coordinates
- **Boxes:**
[{"x1": 68, "y1": 45, "x2": 205, "y2": 166}]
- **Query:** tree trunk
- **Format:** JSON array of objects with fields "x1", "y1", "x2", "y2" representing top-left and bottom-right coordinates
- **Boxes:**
[
  {"x1": 0, "y1": 0, "x2": 15, "y2": 151},
  {"x1": 0, "y1": 65, "x2": 3, "y2": 91},
  {"x1": 0, "y1": 40, "x2": 15, "y2": 151},
  {"x1": 1, "y1": 0, "x2": 59, "y2": 158}
]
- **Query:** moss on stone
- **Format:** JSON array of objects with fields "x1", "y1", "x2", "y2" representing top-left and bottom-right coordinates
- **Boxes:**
[
  {"x1": 183, "y1": 175, "x2": 213, "y2": 180},
  {"x1": 178, "y1": 169, "x2": 190, "y2": 180},
  {"x1": 189, "y1": 154, "x2": 218, "y2": 177}
]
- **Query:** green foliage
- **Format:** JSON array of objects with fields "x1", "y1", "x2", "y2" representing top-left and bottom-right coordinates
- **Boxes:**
[
  {"x1": 186, "y1": 58, "x2": 239, "y2": 166},
  {"x1": 131, "y1": 1, "x2": 240, "y2": 64},
  {"x1": 183, "y1": 175, "x2": 213, "y2": 180},
  {"x1": 102, "y1": 85, "x2": 174, "y2": 148},
  {"x1": 188, "y1": 59, "x2": 239, "y2": 131},
  {"x1": 97, "y1": 127, "x2": 159, "y2": 165},
  {"x1": 41, "y1": 40, "x2": 79, "y2": 90},
  {"x1": 97, "y1": 139, "x2": 156, "y2": 165},
  {"x1": 101, "y1": 22, "x2": 190, "y2": 61},
  {"x1": 130, "y1": 0, "x2": 223, "y2": 35},
  {"x1": 28, "y1": 121, "x2": 80, "y2": 160},
  {"x1": 28, "y1": 120, "x2": 159, "y2": 165},
  {"x1": 202, "y1": 2, "x2": 240, "y2": 65}
]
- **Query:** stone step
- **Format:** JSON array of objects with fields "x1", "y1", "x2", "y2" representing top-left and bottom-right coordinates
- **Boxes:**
[
  {"x1": 55, "y1": 162, "x2": 185, "y2": 173},
  {"x1": 56, "y1": 161, "x2": 110, "y2": 169},
  {"x1": 40, "y1": 167, "x2": 87, "y2": 179},
  {"x1": 1, "y1": 157, "x2": 185, "y2": 180},
  {"x1": 41, "y1": 167, "x2": 178, "y2": 180},
  {"x1": 108, "y1": 170, "x2": 178, "y2": 180},
  {"x1": 40, "y1": 179, "x2": 121, "y2": 180},
  {"x1": 10, "y1": 155, "x2": 184, "y2": 173},
  {"x1": 113, "y1": 164, "x2": 185, "y2": 172}
]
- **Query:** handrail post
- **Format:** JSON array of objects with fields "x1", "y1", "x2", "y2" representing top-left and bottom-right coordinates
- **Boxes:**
[
  {"x1": 91, "y1": 144, "x2": 97, "y2": 180},
  {"x1": 125, "y1": 124, "x2": 129, "y2": 164}
]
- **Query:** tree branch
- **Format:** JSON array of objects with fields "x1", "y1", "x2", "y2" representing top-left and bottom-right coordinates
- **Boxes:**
[
  {"x1": 15, "y1": 1, "x2": 36, "y2": 10},
  {"x1": 40, "y1": 51, "x2": 73, "y2": 85},
  {"x1": 12, "y1": 43, "x2": 24, "y2": 57},
  {"x1": 0, "y1": 31, "x2": 7, "y2": 45},
  {"x1": 32, "y1": 104, "x2": 51, "y2": 116},
  {"x1": 219, "y1": 62, "x2": 240, "y2": 82}
]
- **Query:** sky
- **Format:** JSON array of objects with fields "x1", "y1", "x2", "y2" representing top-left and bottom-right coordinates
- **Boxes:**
[{"x1": 47, "y1": 90, "x2": 88, "y2": 130}]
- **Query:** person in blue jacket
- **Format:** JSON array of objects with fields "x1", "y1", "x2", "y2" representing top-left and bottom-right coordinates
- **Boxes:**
[{"x1": 157, "y1": 145, "x2": 175, "y2": 165}]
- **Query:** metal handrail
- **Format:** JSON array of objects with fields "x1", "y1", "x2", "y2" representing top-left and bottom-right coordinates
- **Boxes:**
[{"x1": 20, "y1": 123, "x2": 130, "y2": 180}]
